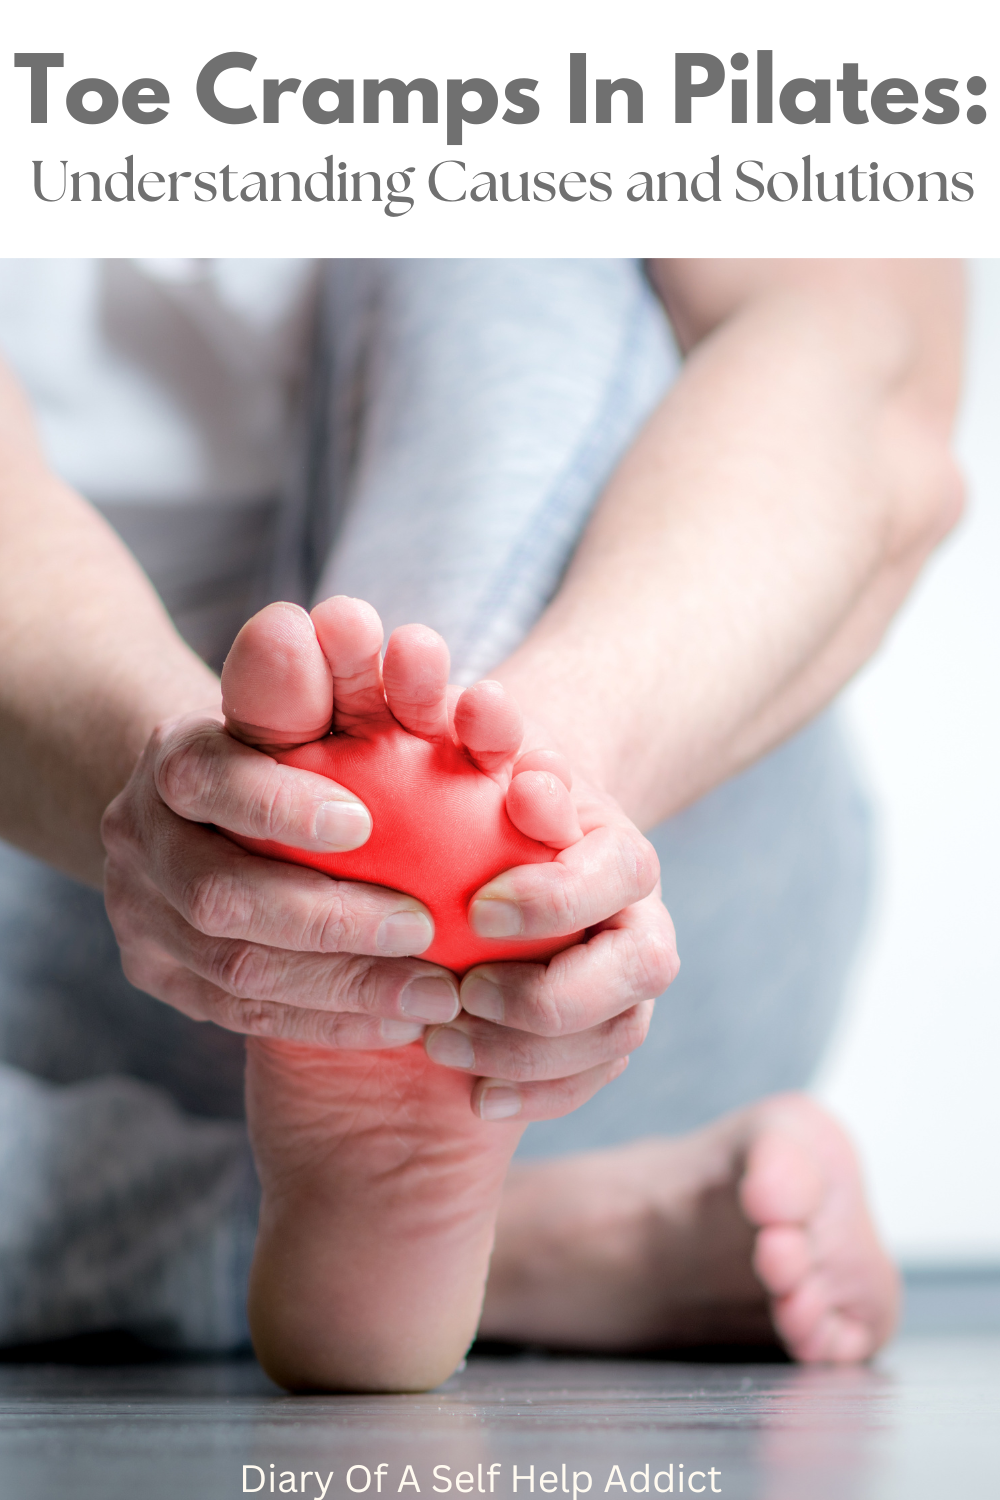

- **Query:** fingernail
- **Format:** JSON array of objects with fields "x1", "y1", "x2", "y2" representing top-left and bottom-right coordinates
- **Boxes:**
[
  {"x1": 461, "y1": 974, "x2": 504, "y2": 1023},
  {"x1": 377, "y1": 911, "x2": 434, "y2": 956},
  {"x1": 469, "y1": 899, "x2": 522, "y2": 939},
  {"x1": 425, "y1": 1027, "x2": 475, "y2": 1070},
  {"x1": 400, "y1": 975, "x2": 460, "y2": 1024},
  {"x1": 479, "y1": 1085, "x2": 522, "y2": 1121},
  {"x1": 379, "y1": 1019, "x2": 426, "y2": 1045},
  {"x1": 314, "y1": 799, "x2": 372, "y2": 851}
]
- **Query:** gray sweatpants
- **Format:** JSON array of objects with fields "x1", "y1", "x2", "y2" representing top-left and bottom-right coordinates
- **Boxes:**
[{"x1": 0, "y1": 261, "x2": 871, "y2": 1350}]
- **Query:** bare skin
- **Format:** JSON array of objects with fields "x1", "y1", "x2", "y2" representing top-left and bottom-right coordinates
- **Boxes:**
[
  {"x1": 0, "y1": 263, "x2": 961, "y2": 1381},
  {"x1": 229, "y1": 603, "x2": 896, "y2": 1384},
  {"x1": 481, "y1": 1094, "x2": 900, "y2": 1363},
  {"x1": 226, "y1": 598, "x2": 644, "y2": 1392}
]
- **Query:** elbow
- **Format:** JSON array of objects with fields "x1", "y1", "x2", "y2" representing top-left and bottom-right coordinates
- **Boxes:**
[{"x1": 883, "y1": 426, "x2": 966, "y2": 575}]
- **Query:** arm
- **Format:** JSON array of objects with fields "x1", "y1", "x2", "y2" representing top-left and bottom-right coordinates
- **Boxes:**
[
  {"x1": 0, "y1": 361, "x2": 222, "y2": 881},
  {"x1": 494, "y1": 259, "x2": 964, "y2": 825},
  {"x1": 0, "y1": 348, "x2": 664, "y2": 1103},
  {"x1": 448, "y1": 259, "x2": 962, "y2": 1066},
  {"x1": 0, "y1": 358, "x2": 452, "y2": 1047}
]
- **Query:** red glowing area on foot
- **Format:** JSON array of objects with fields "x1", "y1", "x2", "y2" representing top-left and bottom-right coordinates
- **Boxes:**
[{"x1": 231, "y1": 725, "x2": 583, "y2": 974}]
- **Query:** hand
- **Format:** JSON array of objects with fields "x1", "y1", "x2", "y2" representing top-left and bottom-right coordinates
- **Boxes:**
[
  {"x1": 101, "y1": 709, "x2": 465, "y2": 1049},
  {"x1": 427, "y1": 765, "x2": 679, "y2": 1122}
]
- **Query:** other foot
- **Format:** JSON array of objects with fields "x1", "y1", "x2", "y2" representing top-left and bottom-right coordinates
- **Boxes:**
[{"x1": 480, "y1": 1093, "x2": 899, "y2": 1363}]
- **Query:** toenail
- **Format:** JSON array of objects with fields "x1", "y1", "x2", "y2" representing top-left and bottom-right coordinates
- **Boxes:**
[
  {"x1": 469, "y1": 899, "x2": 522, "y2": 939},
  {"x1": 479, "y1": 1085, "x2": 522, "y2": 1121},
  {"x1": 400, "y1": 975, "x2": 460, "y2": 1024},
  {"x1": 461, "y1": 975, "x2": 504, "y2": 1023},
  {"x1": 377, "y1": 910, "x2": 434, "y2": 956},
  {"x1": 379, "y1": 1018, "x2": 426, "y2": 1045},
  {"x1": 314, "y1": 799, "x2": 372, "y2": 851},
  {"x1": 425, "y1": 1027, "x2": 476, "y2": 1070}
]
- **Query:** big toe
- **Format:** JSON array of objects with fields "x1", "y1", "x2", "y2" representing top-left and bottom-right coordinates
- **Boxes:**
[
  {"x1": 740, "y1": 1129, "x2": 824, "y2": 1228},
  {"x1": 222, "y1": 602, "x2": 333, "y2": 750}
]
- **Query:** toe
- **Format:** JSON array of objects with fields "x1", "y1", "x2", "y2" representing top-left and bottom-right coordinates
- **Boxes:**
[
  {"x1": 822, "y1": 1313, "x2": 877, "y2": 1363},
  {"x1": 311, "y1": 596, "x2": 388, "y2": 729},
  {"x1": 382, "y1": 625, "x2": 452, "y2": 739},
  {"x1": 454, "y1": 680, "x2": 524, "y2": 777},
  {"x1": 512, "y1": 748, "x2": 573, "y2": 789},
  {"x1": 770, "y1": 1272, "x2": 830, "y2": 1354},
  {"x1": 222, "y1": 603, "x2": 333, "y2": 750},
  {"x1": 740, "y1": 1129, "x2": 824, "y2": 1227},
  {"x1": 506, "y1": 771, "x2": 583, "y2": 849},
  {"x1": 753, "y1": 1223, "x2": 812, "y2": 1297}
]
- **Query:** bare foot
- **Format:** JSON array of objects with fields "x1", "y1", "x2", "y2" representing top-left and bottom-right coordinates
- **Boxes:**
[
  {"x1": 480, "y1": 1093, "x2": 900, "y2": 1363},
  {"x1": 221, "y1": 599, "x2": 605, "y2": 1393}
]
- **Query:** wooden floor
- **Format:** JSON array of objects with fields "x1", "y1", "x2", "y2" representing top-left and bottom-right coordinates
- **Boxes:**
[{"x1": 1, "y1": 1333, "x2": 997, "y2": 1500}]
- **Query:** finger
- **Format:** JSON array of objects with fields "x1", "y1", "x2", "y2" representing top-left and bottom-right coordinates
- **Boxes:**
[
  {"x1": 311, "y1": 595, "x2": 389, "y2": 728},
  {"x1": 382, "y1": 624, "x2": 452, "y2": 739},
  {"x1": 506, "y1": 770, "x2": 583, "y2": 849},
  {"x1": 468, "y1": 822, "x2": 660, "y2": 941},
  {"x1": 453, "y1": 680, "x2": 524, "y2": 779},
  {"x1": 459, "y1": 892, "x2": 678, "y2": 1036},
  {"x1": 105, "y1": 802, "x2": 434, "y2": 956},
  {"x1": 149, "y1": 716, "x2": 372, "y2": 853},
  {"x1": 423, "y1": 999, "x2": 653, "y2": 1083},
  {"x1": 109, "y1": 865, "x2": 461, "y2": 1021},
  {"x1": 121, "y1": 941, "x2": 432, "y2": 1048},
  {"x1": 221, "y1": 602, "x2": 333, "y2": 750},
  {"x1": 471, "y1": 1058, "x2": 630, "y2": 1123}
]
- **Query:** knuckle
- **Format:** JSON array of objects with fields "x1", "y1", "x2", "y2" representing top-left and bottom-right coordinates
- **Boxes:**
[
  {"x1": 631, "y1": 926, "x2": 678, "y2": 998},
  {"x1": 181, "y1": 868, "x2": 249, "y2": 936},
  {"x1": 631, "y1": 836, "x2": 661, "y2": 897},
  {"x1": 208, "y1": 939, "x2": 272, "y2": 999},
  {"x1": 501, "y1": 1028, "x2": 549, "y2": 1083},
  {"x1": 156, "y1": 731, "x2": 217, "y2": 818},
  {"x1": 348, "y1": 957, "x2": 396, "y2": 1015},
  {"x1": 611, "y1": 1003, "x2": 651, "y2": 1055},
  {"x1": 536, "y1": 873, "x2": 581, "y2": 935},
  {"x1": 228, "y1": 998, "x2": 285, "y2": 1038},
  {"x1": 99, "y1": 795, "x2": 128, "y2": 853},
  {"x1": 528, "y1": 977, "x2": 585, "y2": 1037},
  {"x1": 245, "y1": 771, "x2": 299, "y2": 841},
  {"x1": 310, "y1": 893, "x2": 364, "y2": 955},
  {"x1": 518, "y1": 977, "x2": 567, "y2": 1037}
]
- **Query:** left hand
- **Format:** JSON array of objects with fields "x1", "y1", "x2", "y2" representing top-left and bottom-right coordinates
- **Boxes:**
[{"x1": 425, "y1": 772, "x2": 679, "y2": 1122}]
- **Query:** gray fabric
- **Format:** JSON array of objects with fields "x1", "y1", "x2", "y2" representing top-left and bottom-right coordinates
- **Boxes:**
[
  {"x1": 98, "y1": 496, "x2": 283, "y2": 673},
  {"x1": 0, "y1": 258, "x2": 872, "y2": 1348}
]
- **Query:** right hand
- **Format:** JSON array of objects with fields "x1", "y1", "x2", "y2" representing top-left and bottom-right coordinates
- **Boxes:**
[{"x1": 101, "y1": 710, "x2": 465, "y2": 1048}]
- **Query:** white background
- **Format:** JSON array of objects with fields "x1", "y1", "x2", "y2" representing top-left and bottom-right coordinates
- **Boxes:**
[
  {"x1": 1, "y1": 0, "x2": 997, "y2": 1262},
  {"x1": 0, "y1": 0, "x2": 996, "y2": 256},
  {"x1": 818, "y1": 258, "x2": 1000, "y2": 1265}
]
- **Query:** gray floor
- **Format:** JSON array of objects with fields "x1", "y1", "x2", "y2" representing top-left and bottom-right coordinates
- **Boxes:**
[{"x1": 2, "y1": 1275, "x2": 998, "y2": 1500}]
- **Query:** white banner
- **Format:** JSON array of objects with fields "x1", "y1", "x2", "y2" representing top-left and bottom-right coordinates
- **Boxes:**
[{"x1": 0, "y1": 0, "x2": 994, "y2": 256}]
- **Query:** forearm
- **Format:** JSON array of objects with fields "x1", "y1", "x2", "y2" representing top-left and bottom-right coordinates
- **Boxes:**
[
  {"x1": 0, "y1": 362, "x2": 219, "y2": 884},
  {"x1": 496, "y1": 261, "x2": 963, "y2": 827}
]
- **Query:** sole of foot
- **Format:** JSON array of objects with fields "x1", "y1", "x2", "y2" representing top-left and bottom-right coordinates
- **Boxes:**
[{"x1": 225, "y1": 598, "x2": 584, "y2": 1391}]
